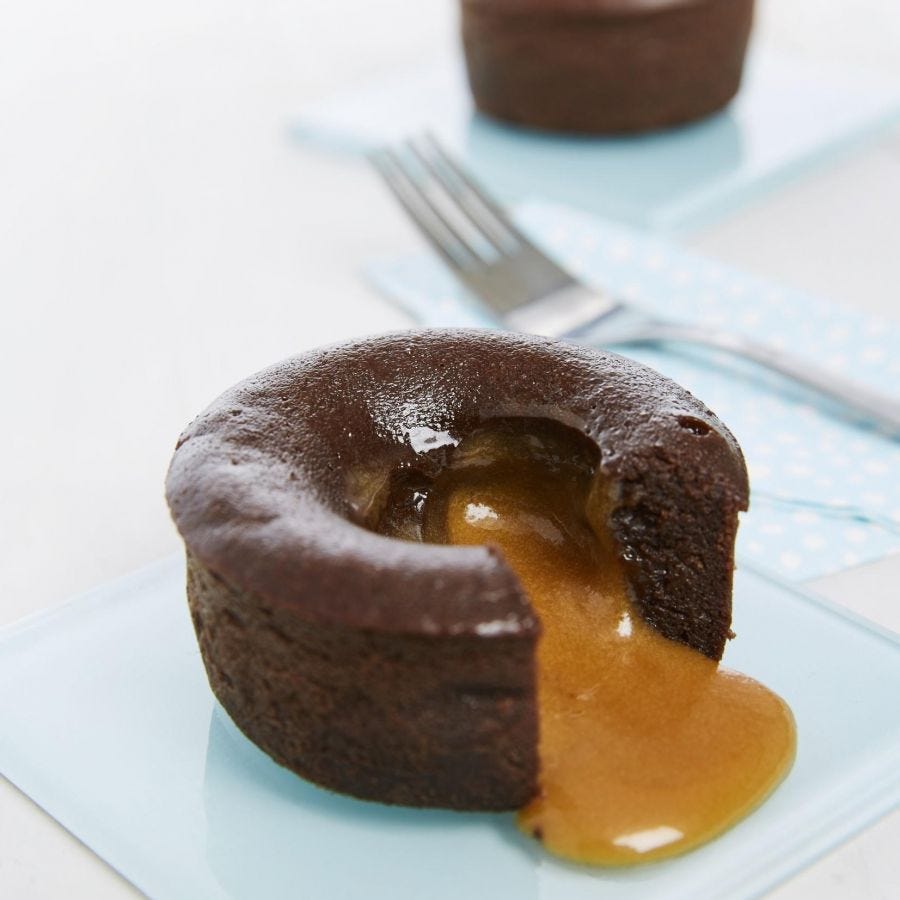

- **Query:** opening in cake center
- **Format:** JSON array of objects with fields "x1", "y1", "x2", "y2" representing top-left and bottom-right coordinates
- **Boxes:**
[{"x1": 377, "y1": 419, "x2": 795, "y2": 865}]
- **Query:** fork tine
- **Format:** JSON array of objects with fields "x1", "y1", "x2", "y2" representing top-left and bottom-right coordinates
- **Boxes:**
[
  {"x1": 370, "y1": 147, "x2": 482, "y2": 270},
  {"x1": 407, "y1": 137, "x2": 513, "y2": 255},
  {"x1": 420, "y1": 132, "x2": 559, "y2": 263}
]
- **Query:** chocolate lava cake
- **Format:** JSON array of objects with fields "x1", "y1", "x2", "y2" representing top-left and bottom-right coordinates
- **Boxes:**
[
  {"x1": 461, "y1": 0, "x2": 755, "y2": 133},
  {"x1": 165, "y1": 329, "x2": 749, "y2": 810}
]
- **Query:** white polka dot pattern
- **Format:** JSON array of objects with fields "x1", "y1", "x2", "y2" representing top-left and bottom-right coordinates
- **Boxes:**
[{"x1": 367, "y1": 202, "x2": 900, "y2": 582}]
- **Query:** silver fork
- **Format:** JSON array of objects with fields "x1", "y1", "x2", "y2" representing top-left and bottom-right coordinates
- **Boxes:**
[{"x1": 370, "y1": 134, "x2": 900, "y2": 437}]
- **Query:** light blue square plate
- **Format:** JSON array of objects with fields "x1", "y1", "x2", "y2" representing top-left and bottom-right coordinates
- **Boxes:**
[
  {"x1": 1, "y1": 556, "x2": 899, "y2": 899},
  {"x1": 293, "y1": 50, "x2": 900, "y2": 232}
]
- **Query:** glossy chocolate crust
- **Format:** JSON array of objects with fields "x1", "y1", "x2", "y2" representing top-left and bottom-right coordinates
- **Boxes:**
[
  {"x1": 166, "y1": 329, "x2": 748, "y2": 810},
  {"x1": 461, "y1": 0, "x2": 755, "y2": 134}
]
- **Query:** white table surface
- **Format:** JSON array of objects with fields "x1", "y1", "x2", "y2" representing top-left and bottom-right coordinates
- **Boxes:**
[{"x1": 1, "y1": 1, "x2": 898, "y2": 897}]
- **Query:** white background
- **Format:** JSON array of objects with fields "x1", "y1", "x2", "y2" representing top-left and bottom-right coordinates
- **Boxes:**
[{"x1": 1, "y1": 1, "x2": 899, "y2": 896}]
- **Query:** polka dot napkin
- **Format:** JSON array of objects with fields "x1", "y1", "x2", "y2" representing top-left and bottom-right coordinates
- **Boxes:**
[{"x1": 366, "y1": 201, "x2": 900, "y2": 582}]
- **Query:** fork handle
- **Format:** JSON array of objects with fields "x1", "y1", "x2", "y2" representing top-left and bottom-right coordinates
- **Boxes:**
[{"x1": 602, "y1": 320, "x2": 900, "y2": 436}]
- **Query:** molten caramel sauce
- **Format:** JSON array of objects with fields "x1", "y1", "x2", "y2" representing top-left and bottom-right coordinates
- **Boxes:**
[{"x1": 377, "y1": 421, "x2": 796, "y2": 865}]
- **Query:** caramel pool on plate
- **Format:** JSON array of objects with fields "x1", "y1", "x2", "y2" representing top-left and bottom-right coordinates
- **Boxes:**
[{"x1": 387, "y1": 422, "x2": 796, "y2": 866}]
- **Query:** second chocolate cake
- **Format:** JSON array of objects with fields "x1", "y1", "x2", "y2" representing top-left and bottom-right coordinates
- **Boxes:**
[{"x1": 461, "y1": 0, "x2": 755, "y2": 133}]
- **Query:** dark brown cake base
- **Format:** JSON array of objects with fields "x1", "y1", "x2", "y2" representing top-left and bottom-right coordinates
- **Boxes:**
[
  {"x1": 187, "y1": 551, "x2": 538, "y2": 809},
  {"x1": 166, "y1": 329, "x2": 749, "y2": 810},
  {"x1": 461, "y1": 0, "x2": 755, "y2": 134}
]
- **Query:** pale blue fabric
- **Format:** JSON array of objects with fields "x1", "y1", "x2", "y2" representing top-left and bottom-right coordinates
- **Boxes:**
[{"x1": 366, "y1": 202, "x2": 900, "y2": 582}]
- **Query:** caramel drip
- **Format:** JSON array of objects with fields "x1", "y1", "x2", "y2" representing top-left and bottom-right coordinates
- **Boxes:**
[{"x1": 375, "y1": 422, "x2": 796, "y2": 865}]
